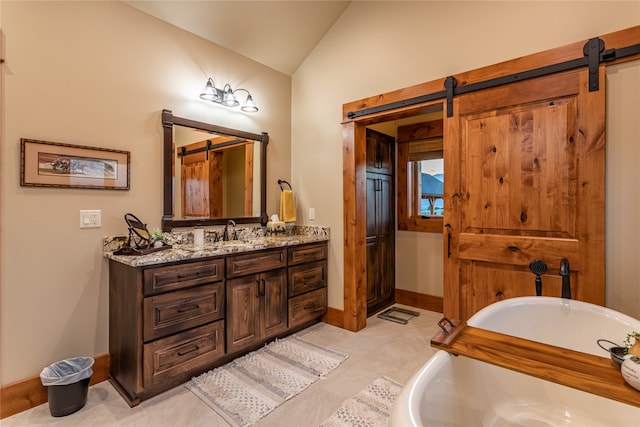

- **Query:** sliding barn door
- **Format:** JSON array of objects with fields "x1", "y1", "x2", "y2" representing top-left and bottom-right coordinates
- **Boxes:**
[
  {"x1": 443, "y1": 68, "x2": 605, "y2": 320},
  {"x1": 181, "y1": 144, "x2": 223, "y2": 218}
]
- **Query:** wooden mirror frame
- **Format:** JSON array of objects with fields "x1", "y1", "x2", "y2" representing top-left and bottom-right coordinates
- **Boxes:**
[{"x1": 161, "y1": 109, "x2": 269, "y2": 231}]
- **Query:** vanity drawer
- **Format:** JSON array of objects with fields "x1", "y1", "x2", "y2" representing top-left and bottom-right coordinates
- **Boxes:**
[
  {"x1": 143, "y1": 282, "x2": 224, "y2": 342},
  {"x1": 288, "y1": 288, "x2": 327, "y2": 327},
  {"x1": 288, "y1": 243, "x2": 327, "y2": 266},
  {"x1": 143, "y1": 321, "x2": 224, "y2": 388},
  {"x1": 226, "y1": 249, "x2": 286, "y2": 278},
  {"x1": 143, "y1": 258, "x2": 224, "y2": 295},
  {"x1": 288, "y1": 260, "x2": 327, "y2": 297}
]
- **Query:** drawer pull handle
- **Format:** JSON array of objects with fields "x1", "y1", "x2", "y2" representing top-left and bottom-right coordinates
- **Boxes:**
[
  {"x1": 177, "y1": 304, "x2": 200, "y2": 313},
  {"x1": 177, "y1": 272, "x2": 201, "y2": 280},
  {"x1": 303, "y1": 274, "x2": 316, "y2": 281},
  {"x1": 177, "y1": 345, "x2": 200, "y2": 356},
  {"x1": 304, "y1": 302, "x2": 318, "y2": 310}
]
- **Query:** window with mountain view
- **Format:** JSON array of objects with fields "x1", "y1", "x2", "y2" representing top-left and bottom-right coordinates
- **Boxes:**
[{"x1": 397, "y1": 119, "x2": 443, "y2": 233}]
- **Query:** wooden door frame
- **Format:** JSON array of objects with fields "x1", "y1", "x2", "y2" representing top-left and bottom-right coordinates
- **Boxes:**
[{"x1": 340, "y1": 26, "x2": 639, "y2": 332}]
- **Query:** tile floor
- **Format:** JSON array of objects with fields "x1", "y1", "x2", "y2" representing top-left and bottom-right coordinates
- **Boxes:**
[{"x1": 3, "y1": 305, "x2": 442, "y2": 426}]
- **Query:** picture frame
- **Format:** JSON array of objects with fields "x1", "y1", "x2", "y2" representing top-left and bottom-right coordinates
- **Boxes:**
[{"x1": 20, "y1": 138, "x2": 130, "y2": 190}]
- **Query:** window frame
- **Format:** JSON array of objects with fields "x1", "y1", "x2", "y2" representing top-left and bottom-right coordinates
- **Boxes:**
[{"x1": 397, "y1": 119, "x2": 444, "y2": 233}]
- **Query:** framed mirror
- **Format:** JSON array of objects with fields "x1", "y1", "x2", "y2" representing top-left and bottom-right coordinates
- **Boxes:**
[{"x1": 161, "y1": 109, "x2": 269, "y2": 231}]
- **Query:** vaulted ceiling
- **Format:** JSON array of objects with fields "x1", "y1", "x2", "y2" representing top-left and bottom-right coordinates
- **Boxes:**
[{"x1": 123, "y1": 1, "x2": 352, "y2": 75}]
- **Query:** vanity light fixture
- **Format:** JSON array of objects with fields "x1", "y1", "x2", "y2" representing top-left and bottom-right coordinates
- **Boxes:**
[{"x1": 199, "y1": 77, "x2": 258, "y2": 113}]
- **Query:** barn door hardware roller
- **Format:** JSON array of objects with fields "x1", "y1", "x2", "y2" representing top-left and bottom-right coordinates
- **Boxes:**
[
  {"x1": 584, "y1": 37, "x2": 605, "y2": 91},
  {"x1": 445, "y1": 76, "x2": 457, "y2": 118}
]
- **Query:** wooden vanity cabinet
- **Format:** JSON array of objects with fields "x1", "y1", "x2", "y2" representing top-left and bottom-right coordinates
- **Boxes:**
[
  {"x1": 109, "y1": 241, "x2": 328, "y2": 406},
  {"x1": 226, "y1": 249, "x2": 287, "y2": 354},
  {"x1": 109, "y1": 258, "x2": 225, "y2": 406},
  {"x1": 287, "y1": 243, "x2": 328, "y2": 327}
]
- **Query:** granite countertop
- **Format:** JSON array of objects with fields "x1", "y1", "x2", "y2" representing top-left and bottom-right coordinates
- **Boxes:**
[{"x1": 104, "y1": 226, "x2": 329, "y2": 268}]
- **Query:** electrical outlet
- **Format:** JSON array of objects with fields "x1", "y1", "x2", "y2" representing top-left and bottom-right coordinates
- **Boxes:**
[
  {"x1": 79, "y1": 210, "x2": 102, "y2": 228},
  {"x1": 309, "y1": 208, "x2": 316, "y2": 220}
]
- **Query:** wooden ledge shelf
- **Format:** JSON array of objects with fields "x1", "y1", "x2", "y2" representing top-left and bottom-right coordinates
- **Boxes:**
[{"x1": 431, "y1": 320, "x2": 640, "y2": 408}]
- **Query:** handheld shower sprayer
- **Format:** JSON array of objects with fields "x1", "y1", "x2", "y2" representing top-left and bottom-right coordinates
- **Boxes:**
[
  {"x1": 560, "y1": 258, "x2": 571, "y2": 299},
  {"x1": 529, "y1": 260, "x2": 548, "y2": 296}
]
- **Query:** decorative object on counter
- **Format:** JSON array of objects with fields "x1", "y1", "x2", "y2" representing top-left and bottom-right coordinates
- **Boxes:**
[
  {"x1": 150, "y1": 228, "x2": 167, "y2": 248},
  {"x1": 266, "y1": 214, "x2": 286, "y2": 235},
  {"x1": 113, "y1": 213, "x2": 172, "y2": 256},
  {"x1": 319, "y1": 376, "x2": 403, "y2": 427},
  {"x1": 199, "y1": 77, "x2": 258, "y2": 112},
  {"x1": 278, "y1": 179, "x2": 296, "y2": 223},
  {"x1": 621, "y1": 356, "x2": 640, "y2": 392},
  {"x1": 193, "y1": 227, "x2": 205, "y2": 247},
  {"x1": 597, "y1": 339, "x2": 627, "y2": 366},
  {"x1": 20, "y1": 138, "x2": 130, "y2": 190},
  {"x1": 625, "y1": 332, "x2": 640, "y2": 357},
  {"x1": 186, "y1": 334, "x2": 348, "y2": 427}
]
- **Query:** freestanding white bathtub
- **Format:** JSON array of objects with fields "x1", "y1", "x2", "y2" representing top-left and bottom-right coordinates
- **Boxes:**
[{"x1": 391, "y1": 297, "x2": 640, "y2": 426}]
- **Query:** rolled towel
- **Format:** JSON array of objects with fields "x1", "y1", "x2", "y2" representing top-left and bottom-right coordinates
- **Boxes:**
[{"x1": 279, "y1": 189, "x2": 297, "y2": 223}]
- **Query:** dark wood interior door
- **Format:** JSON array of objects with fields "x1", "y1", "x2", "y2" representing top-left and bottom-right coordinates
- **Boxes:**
[
  {"x1": 366, "y1": 129, "x2": 395, "y2": 315},
  {"x1": 444, "y1": 68, "x2": 605, "y2": 320}
]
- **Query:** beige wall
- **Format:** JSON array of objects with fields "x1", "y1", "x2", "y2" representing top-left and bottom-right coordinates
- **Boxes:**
[
  {"x1": 291, "y1": 1, "x2": 639, "y2": 309},
  {"x1": 0, "y1": 2, "x2": 291, "y2": 384},
  {"x1": 1, "y1": 0, "x2": 638, "y2": 387},
  {"x1": 605, "y1": 62, "x2": 640, "y2": 316}
]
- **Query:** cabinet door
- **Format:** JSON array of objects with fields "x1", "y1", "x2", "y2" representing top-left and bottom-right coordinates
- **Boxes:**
[
  {"x1": 366, "y1": 128, "x2": 394, "y2": 174},
  {"x1": 227, "y1": 269, "x2": 287, "y2": 353},
  {"x1": 366, "y1": 173, "x2": 395, "y2": 314},
  {"x1": 261, "y1": 269, "x2": 288, "y2": 339},
  {"x1": 378, "y1": 175, "x2": 395, "y2": 304},
  {"x1": 226, "y1": 275, "x2": 260, "y2": 353}
]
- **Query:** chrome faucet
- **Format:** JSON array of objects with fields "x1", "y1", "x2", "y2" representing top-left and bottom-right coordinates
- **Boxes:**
[
  {"x1": 223, "y1": 220, "x2": 237, "y2": 241},
  {"x1": 560, "y1": 258, "x2": 571, "y2": 299}
]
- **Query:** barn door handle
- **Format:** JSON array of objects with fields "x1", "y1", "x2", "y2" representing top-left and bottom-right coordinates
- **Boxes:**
[{"x1": 444, "y1": 223, "x2": 452, "y2": 258}]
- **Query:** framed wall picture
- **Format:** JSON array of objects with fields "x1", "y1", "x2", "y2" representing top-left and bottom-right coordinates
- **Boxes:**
[{"x1": 20, "y1": 138, "x2": 130, "y2": 190}]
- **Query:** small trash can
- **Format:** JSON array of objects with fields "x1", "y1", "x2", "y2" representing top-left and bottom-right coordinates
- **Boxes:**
[{"x1": 39, "y1": 356, "x2": 94, "y2": 417}]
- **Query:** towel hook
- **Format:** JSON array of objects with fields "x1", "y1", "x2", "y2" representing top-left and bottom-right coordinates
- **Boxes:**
[{"x1": 278, "y1": 179, "x2": 292, "y2": 191}]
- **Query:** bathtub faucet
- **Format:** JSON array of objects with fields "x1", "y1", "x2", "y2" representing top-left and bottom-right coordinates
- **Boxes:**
[{"x1": 560, "y1": 258, "x2": 571, "y2": 299}]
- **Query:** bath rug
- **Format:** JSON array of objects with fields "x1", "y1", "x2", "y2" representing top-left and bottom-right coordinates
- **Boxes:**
[
  {"x1": 319, "y1": 376, "x2": 403, "y2": 427},
  {"x1": 186, "y1": 335, "x2": 349, "y2": 427}
]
